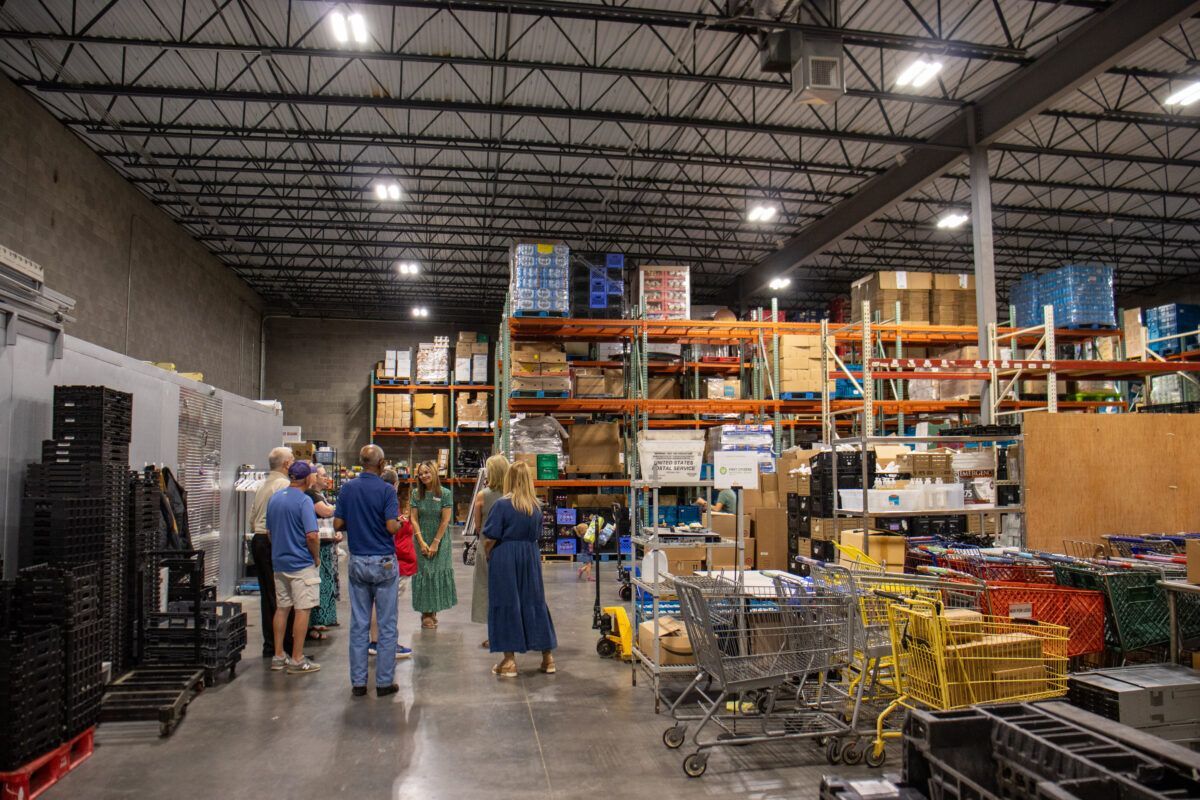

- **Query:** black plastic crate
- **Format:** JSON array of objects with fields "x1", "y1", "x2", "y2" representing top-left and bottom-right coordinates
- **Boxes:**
[
  {"x1": 17, "y1": 564, "x2": 102, "y2": 629},
  {"x1": 26, "y1": 463, "x2": 130, "y2": 494},
  {"x1": 0, "y1": 627, "x2": 65, "y2": 770},
  {"x1": 53, "y1": 385, "x2": 132, "y2": 412},
  {"x1": 41, "y1": 439, "x2": 130, "y2": 464}
]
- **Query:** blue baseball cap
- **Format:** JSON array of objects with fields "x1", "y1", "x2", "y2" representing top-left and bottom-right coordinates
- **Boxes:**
[{"x1": 288, "y1": 461, "x2": 315, "y2": 481}]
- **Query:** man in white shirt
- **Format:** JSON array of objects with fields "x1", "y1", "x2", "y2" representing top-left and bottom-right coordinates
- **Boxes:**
[{"x1": 250, "y1": 446, "x2": 295, "y2": 657}]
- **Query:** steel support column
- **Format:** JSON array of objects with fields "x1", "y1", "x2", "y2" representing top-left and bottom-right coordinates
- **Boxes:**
[{"x1": 970, "y1": 146, "x2": 997, "y2": 425}]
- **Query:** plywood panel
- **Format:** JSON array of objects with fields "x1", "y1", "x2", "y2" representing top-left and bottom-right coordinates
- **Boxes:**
[{"x1": 1025, "y1": 414, "x2": 1200, "y2": 552}]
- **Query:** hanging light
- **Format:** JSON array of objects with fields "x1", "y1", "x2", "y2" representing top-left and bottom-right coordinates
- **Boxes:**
[
  {"x1": 1165, "y1": 81, "x2": 1200, "y2": 106},
  {"x1": 397, "y1": 261, "x2": 420, "y2": 275},
  {"x1": 372, "y1": 182, "x2": 401, "y2": 201},
  {"x1": 747, "y1": 203, "x2": 778, "y2": 223},
  {"x1": 348, "y1": 13, "x2": 368, "y2": 44},
  {"x1": 411, "y1": 306, "x2": 429, "y2": 318},
  {"x1": 329, "y1": 11, "x2": 349, "y2": 43},
  {"x1": 769, "y1": 277, "x2": 791, "y2": 291}
]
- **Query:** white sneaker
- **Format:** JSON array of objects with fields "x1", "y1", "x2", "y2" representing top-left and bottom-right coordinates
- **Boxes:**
[{"x1": 287, "y1": 657, "x2": 321, "y2": 675}]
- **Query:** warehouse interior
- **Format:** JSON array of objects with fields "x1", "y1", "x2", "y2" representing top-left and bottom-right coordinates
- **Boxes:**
[{"x1": 4, "y1": 1, "x2": 1200, "y2": 798}]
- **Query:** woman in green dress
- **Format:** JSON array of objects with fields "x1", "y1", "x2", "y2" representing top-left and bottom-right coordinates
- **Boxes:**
[{"x1": 412, "y1": 460, "x2": 457, "y2": 628}]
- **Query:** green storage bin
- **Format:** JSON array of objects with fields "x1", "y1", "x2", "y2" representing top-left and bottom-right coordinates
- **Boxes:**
[{"x1": 536, "y1": 454, "x2": 559, "y2": 480}]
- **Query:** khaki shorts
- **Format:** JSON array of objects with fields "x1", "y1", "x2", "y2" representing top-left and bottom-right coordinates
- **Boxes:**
[{"x1": 275, "y1": 565, "x2": 320, "y2": 610}]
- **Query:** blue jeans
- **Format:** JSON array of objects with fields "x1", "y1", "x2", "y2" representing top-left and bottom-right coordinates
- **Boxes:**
[{"x1": 348, "y1": 554, "x2": 399, "y2": 688}]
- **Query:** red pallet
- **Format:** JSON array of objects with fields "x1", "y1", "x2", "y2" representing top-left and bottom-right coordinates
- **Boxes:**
[{"x1": 0, "y1": 727, "x2": 94, "y2": 800}]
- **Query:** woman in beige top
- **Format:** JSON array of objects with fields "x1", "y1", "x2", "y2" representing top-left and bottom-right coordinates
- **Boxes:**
[{"x1": 471, "y1": 454, "x2": 509, "y2": 648}]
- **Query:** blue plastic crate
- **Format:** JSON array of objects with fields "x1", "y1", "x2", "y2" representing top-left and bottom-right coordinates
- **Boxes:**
[
  {"x1": 836, "y1": 364, "x2": 863, "y2": 399},
  {"x1": 1040, "y1": 264, "x2": 1115, "y2": 327},
  {"x1": 676, "y1": 505, "x2": 701, "y2": 526},
  {"x1": 556, "y1": 537, "x2": 577, "y2": 555},
  {"x1": 608, "y1": 279, "x2": 623, "y2": 296},
  {"x1": 655, "y1": 506, "x2": 679, "y2": 526},
  {"x1": 619, "y1": 535, "x2": 631, "y2": 554},
  {"x1": 1010, "y1": 273, "x2": 1042, "y2": 327},
  {"x1": 556, "y1": 507, "x2": 577, "y2": 525},
  {"x1": 1146, "y1": 303, "x2": 1200, "y2": 354},
  {"x1": 606, "y1": 253, "x2": 624, "y2": 269}
]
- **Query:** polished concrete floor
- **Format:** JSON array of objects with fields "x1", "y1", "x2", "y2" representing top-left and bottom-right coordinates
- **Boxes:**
[{"x1": 52, "y1": 560, "x2": 875, "y2": 799}]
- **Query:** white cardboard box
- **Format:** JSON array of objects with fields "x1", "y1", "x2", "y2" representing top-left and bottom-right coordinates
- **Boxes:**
[
  {"x1": 472, "y1": 353, "x2": 489, "y2": 383},
  {"x1": 455, "y1": 356, "x2": 471, "y2": 383}
]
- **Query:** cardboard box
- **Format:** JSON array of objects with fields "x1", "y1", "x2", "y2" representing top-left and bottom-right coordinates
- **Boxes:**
[
  {"x1": 707, "y1": 538, "x2": 755, "y2": 569},
  {"x1": 573, "y1": 368, "x2": 623, "y2": 397},
  {"x1": 454, "y1": 355, "x2": 471, "y2": 383},
  {"x1": 809, "y1": 517, "x2": 875, "y2": 541},
  {"x1": 288, "y1": 441, "x2": 315, "y2": 462},
  {"x1": 568, "y1": 421, "x2": 622, "y2": 473},
  {"x1": 511, "y1": 374, "x2": 572, "y2": 393},
  {"x1": 740, "y1": 490, "x2": 779, "y2": 511},
  {"x1": 637, "y1": 616, "x2": 694, "y2": 665},
  {"x1": 413, "y1": 393, "x2": 448, "y2": 429},
  {"x1": 839, "y1": 529, "x2": 907, "y2": 573},
  {"x1": 752, "y1": 507, "x2": 789, "y2": 570},
  {"x1": 934, "y1": 273, "x2": 975, "y2": 291},
  {"x1": 648, "y1": 376, "x2": 681, "y2": 399},
  {"x1": 758, "y1": 472, "x2": 779, "y2": 494},
  {"x1": 1188, "y1": 539, "x2": 1200, "y2": 585},
  {"x1": 705, "y1": 377, "x2": 741, "y2": 400},
  {"x1": 668, "y1": 560, "x2": 703, "y2": 576},
  {"x1": 456, "y1": 392, "x2": 489, "y2": 424},
  {"x1": 437, "y1": 448, "x2": 450, "y2": 476},
  {"x1": 471, "y1": 353, "x2": 489, "y2": 383}
]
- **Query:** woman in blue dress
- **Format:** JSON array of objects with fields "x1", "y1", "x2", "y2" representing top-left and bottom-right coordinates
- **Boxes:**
[{"x1": 484, "y1": 461, "x2": 557, "y2": 677}]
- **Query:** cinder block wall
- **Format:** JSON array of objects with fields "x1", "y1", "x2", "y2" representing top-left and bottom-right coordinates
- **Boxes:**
[
  {"x1": 264, "y1": 317, "x2": 501, "y2": 462},
  {"x1": 0, "y1": 77, "x2": 262, "y2": 397}
]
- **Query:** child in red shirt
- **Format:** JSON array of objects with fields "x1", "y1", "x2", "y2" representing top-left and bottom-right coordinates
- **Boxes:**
[{"x1": 395, "y1": 486, "x2": 419, "y2": 579}]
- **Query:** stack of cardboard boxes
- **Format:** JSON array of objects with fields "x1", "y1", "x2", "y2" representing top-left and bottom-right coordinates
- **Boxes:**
[
  {"x1": 455, "y1": 392, "x2": 489, "y2": 428},
  {"x1": 572, "y1": 367, "x2": 623, "y2": 397},
  {"x1": 375, "y1": 393, "x2": 411, "y2": 429},
  {"x1": 932, "y1": 273, "x2": 978, "y2": 326},
  {"x1": 511, "y1": 342, "x2": 570, "y2": 394},
  {"x1": 412, "y1": 393, "x2": 448, "y2": 430},
  {"x1": 454, "y1": 332, "x2": 490, "y2": 384},
  {"x1": 416, "y1": 338, "x2": 450, "y2": 384},
  {"x1": 771, "y1": 334, "x2": 833, "y2": 395},
  {"x1": 567, "y1": 421, "x2": 622, "y2": 474},
  {"x1": 851, "y1": 271, "x2": 933, "y2": 323},
  {"x1": 377, "y1": 349, "x2": 412, "y2": 381}
]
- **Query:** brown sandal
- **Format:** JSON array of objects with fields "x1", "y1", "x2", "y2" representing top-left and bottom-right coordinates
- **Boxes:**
[{"x1": 492, "y1": 663, "x2": 518, "y2": 678}]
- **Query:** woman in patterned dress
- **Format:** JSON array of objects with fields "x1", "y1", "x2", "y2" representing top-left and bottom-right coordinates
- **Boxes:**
[{"x1": 411, "y1": 461, "x2": 457, "y2": 628}]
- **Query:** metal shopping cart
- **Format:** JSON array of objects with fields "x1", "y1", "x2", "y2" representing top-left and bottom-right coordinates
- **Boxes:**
[
  {"x1": 868, "y1": 593, "x2": 1070, "y2": 764},
  {"x1": 662, "y1": 575, "x2": 854, "y2": 777}
]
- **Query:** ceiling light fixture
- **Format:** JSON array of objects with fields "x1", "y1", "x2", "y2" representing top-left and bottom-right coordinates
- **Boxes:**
[
  {"x1": 936, "y1": 212, "x2": 969, "y2": 229},
  {"x1": 348, "y1": 13, "x2": 369, "y2": 44},
  {"x1": 747, "y1": 203, "x2": 778, "y2": 223},
  {"x1": 1165, "y1": 81, "x2": 1200, "y2": 106},
  {"x1": 412, "y1": 306, "x2": 429, "y2": 318},
  {"x1": 329, "y1": 11, "x2": 349, "y2": 43},
  {"x1": 397, "y1": 261, "x2": 420, "y2": 275},
  {"x1": 895, "y1": 59, "x2": 943, "y2": 89},
  {"x1": 372, "y1": 182, "x2": 401, "y2": 201},
  {"x1": 768, "y1": 277, "x2": 792, "y2": 291}
]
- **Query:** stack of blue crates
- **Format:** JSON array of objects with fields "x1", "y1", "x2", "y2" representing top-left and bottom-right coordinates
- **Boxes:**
[
  {"x1": 836, "y1": 365, "x2": 863, "y2": 399},
  {"x1": 590, "y1": 254, "x2": 624, "y2": 311},
  {"x1": 511, "y1": 241, "x2": 570, "y2": 315},
  {"x1": 1008, "y1": 265, "x2": 1115, "y2": 328},
  {"x1": 1039, "y1": 264, "x2": 1116, "y2": 328},
  {"x1": 1145, "y1": 303, "x2": 1200, "y2": 355},
  {"x1": 1010, "y1": 273, "x2": 1042, "y2": 327}
]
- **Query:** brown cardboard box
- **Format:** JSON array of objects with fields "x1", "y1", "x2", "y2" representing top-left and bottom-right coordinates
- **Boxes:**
[
  {"x1": 288, "y1": 441, "x2": 315, "y2": 462},
  {"x1": 511, "y1": 374, "x2": 572, "y2": 393},
  {"x1": 455, "y1": 392, "x2": 489, "y2": 424},
  {"x1": 648, "y1": 376, "x2": 681, "y2": 399},
  {"x1": 573, "y1": 368, "x2": 623, "y2": 398},
  {"x1": 840, "y1": 529, "x2": 907, "y2": 573},
  {"x1": 710, "y1": 511, "x2": 752, "y2": 539},
  {"x1": 708, "y1": 539, "x2": 755, "y2": 569},
  {"x1": 993, "y1": 665, "x2": 1048, "y2": 700},
  {"x1": 758, "y1": 472, "x2": 779, "y2": 494},
  {"x1": 637, "y1": 616, "x2": 694, "y2": 665},
  {"x1": 741, "y1": 490, "x2": 779, "y2": 511},
  {"x1": 668, "y1": 560, "x2": 703, "y2": 576},
  {"x1": 568, "y1": 421, "x2": 622, "y2": 473},
  {"x1": 753, "y1": 508, "x2": 789, "y2": 570},
  {"x1": 705, "y1": 377, "x2": 741, "y2": 400},
  {"x1": 413, "y1": 393, "x2": 448, "y2": 429},
  {"x1": 934, "y1": 273, "x2": 975, "y2": 291},
  {"x1": 1188, "y1": 540, "x2": 1200, "y2": 584},
  {"x1": 852, "y1": 271, "x2": 933, "y2": 323}
]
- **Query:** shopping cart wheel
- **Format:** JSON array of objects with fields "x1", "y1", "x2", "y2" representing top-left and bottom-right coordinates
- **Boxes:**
[
  {"x1": 619, "y1": 584, "x2": 632, "y2": 602},
  {"x1": 864, "y1": 745, "x2": 886, "y2": 768},
  {"x1": 663, "y1": 725, "x2": 686, "y2": 749},
  {"x1": 683, "y1": 753, "x2": 708, "y2": 778},
  {"x1": 825, "y1": 739, "x2": 843, "y2": 765},
  {"x1": 839, "y1": 740, "x2": 864, "y2": 766}
]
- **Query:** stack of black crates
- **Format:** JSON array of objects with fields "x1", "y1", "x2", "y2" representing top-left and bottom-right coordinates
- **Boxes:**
[
  {"x1": 25, "y1": 386, "x2": 134, "y2": 673},
  {"x1": 809, "y1": 450, "x2": 878, "y2": 518},
  {"x1": 0, "y1": 623, "x2": 64, "y2": 770}
]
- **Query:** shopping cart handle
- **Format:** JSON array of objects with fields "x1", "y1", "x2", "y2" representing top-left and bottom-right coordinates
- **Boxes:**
[{"x1": 872, "y1": 590, "x2": 910, "y2": 603}]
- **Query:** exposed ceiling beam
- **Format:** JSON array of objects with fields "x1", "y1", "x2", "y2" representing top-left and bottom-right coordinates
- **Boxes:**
[{"x1": 737, "y1": 0, "x2": 1200, "y2": 299}]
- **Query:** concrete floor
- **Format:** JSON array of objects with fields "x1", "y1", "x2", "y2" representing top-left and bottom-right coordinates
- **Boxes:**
[{"x1": 51, "y1": 560, "x2": 874, "y2": 799}]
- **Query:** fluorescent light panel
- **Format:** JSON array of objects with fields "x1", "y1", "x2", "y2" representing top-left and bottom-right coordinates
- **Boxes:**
[
  {"x1": 896, "y1": 59, "x2": 943, "y2": 88},
  {"x1": 769, "y1": 277, "x2": 791, "y2": 290},
  {"x1": 936, "y1": 212, "x2": 969, "y2": 229},
  {"x1": 747, "y1": 203, "x2": 777, "y2": 222},
  {"x1": 1165, "y1": 81, "x2": 1200, "y2": 106}
]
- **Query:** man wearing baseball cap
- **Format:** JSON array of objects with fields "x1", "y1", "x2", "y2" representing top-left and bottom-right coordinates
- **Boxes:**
[{"x1": 265, "y1": 460, "x2": 323, "y2": 674}]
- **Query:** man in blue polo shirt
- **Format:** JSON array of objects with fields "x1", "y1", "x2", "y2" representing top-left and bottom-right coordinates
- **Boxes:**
[
  {"x1": 335, "y1": 444, "x2": 402, "y2": 697},
  {"x1": 266, "y1": 460, "x2": 322, "y2": 675}
]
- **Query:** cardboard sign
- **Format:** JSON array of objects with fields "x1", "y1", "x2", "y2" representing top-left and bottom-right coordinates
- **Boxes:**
[{"x1": 714, "y1": 451, "x2": 761, "y2": 490}]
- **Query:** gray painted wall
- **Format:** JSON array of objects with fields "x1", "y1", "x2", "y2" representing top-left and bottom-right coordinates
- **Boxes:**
[
  {"x1": 264, "y1": 316, "x2": 501, "y2": 460},
  {"x1": 0, "y1": 317, "x2": 282, "y2": 594},
  {"x1": 0, "y1": 76, "x2": 263, "y2": 398}
]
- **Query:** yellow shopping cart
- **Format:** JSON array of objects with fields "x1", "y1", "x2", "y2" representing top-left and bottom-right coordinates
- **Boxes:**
[{"x1": 866, "y1": 592, "x2": 1069, "y2": 765}]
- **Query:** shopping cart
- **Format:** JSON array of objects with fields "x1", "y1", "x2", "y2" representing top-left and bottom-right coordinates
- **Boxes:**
[
  {"x1": 868, "y1": 593, "x2": 1069, "y2": 764},
  {"x1": 1103, "y1": 535, "x2": 1182, "y2": 557},
  {"x1": 802, "y1": 558, "x2": 988, "y2": 767},
  {"x1": 662, "y1": 575, "x2": 854, "y2": 777}
]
